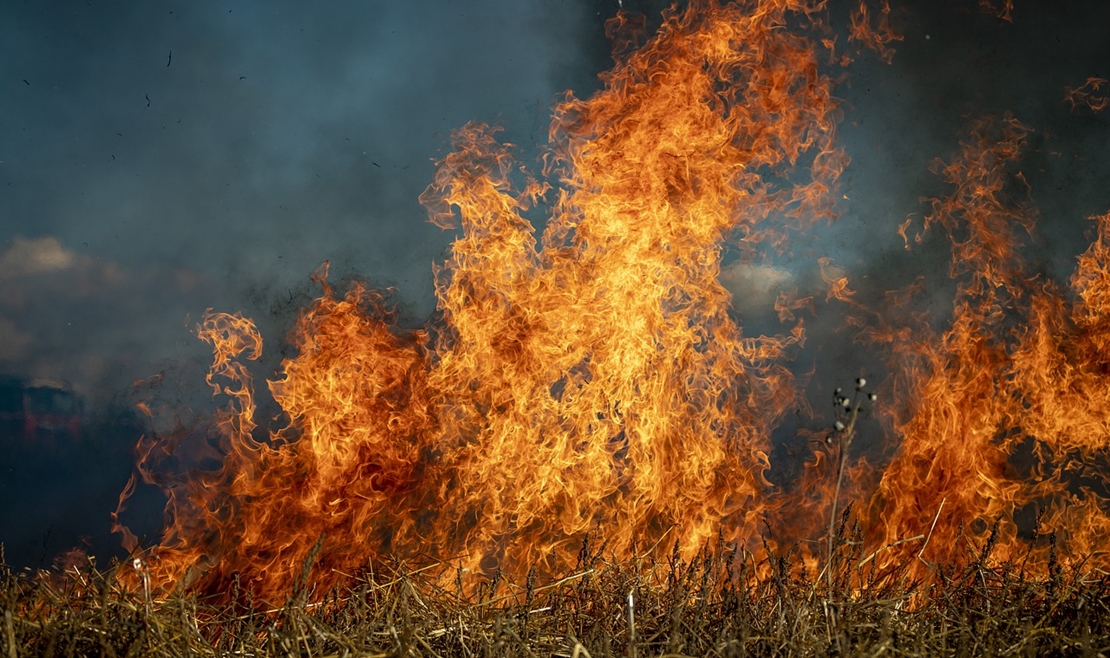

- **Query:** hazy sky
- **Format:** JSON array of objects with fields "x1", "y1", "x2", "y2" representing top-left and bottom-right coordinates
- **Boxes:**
[
  {"x1": 3, "y1": 0, "x2": 1110, "y2": 564},
  {"x1": 0, "y1": 0, "x2": 628, "y2": 401}
]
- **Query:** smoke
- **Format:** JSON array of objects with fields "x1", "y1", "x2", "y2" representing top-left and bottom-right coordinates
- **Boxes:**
[
  {"x1": 0, "y1": 1, "x2": 615, "y2": 393},
  {"x1": 0, "y1": 0, "x2": 613, "y2": 569},
  {"x1": 831, "y1": 0, "x2": 1110, "y2": 283}
]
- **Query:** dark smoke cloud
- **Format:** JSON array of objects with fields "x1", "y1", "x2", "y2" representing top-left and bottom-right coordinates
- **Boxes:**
[{"x1": 1, "y1": 0, "x2": 1108, "y2": 567}]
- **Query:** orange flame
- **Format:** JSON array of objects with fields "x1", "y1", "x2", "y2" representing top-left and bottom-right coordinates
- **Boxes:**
[
  {"x1": 1064, "y1": 77, "x2": 1110, "y2": 113},
  {"x1": 120, "y1": 0, "x2": 847, "y2": 601},
  {"x1": 115, "y1": 1, "x2": 1110, "y2": 602},
  {"x1": 848, "y1": 0, "x2": 902, "y2": 64},
  {"x1": 864, "y1": 115, "x2": 1110, "y2": 575},
  {"x1": 979, "y1": 0, "x2": 1014, "y2": 22}
]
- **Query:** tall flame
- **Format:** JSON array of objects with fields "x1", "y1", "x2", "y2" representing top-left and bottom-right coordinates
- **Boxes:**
[
  {"x1": 116, "y1": 0, "x2": 1110, "y2": 601},
  {"x1": 122, "y1": 0, "x2": 846, "y2": 600}
]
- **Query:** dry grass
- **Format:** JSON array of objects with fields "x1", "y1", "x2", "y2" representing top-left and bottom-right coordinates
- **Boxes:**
[{"x1": 2, "y1": 528, "x2": 1108, "y2": 658}]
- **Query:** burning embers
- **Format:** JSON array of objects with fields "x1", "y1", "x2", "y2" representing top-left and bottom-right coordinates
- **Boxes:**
[{"x1": 115, "y1": 0, "x2": 1110, "y2": 601}]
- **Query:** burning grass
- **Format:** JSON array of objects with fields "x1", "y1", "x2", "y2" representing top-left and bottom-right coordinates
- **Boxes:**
[
  {"x1": 7, "y1": 1, "x2": 1110, "y2": 654},
  {"x1": 4, "y1": 532, "x2": 1109, "y2": 657},
  {"x1": 108, "y1": 0, "x2": 1110, "y2": 602}
]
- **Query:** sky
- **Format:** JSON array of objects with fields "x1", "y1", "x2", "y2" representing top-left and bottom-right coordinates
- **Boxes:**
[
  {"x1": 1, "y1": 0, "x2": 1109, "y2": 567},
  {"x1": 0, "y1": 0, "x2": 627, "y2": 403}
]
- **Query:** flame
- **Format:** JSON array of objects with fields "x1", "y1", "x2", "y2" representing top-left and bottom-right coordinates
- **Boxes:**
[
  {"x1": 864, "y1": 115, "x2": 1110, "y2": 575},
  {"x1": 121, "y1": 0, "x2": 846, "y2": 601},
  {"x1": 848, "y1": 0, "x2": 901, "y2": 64},
  {"x1": 115, "y1": 0, "x2": 1110, "y2": 601},
  {"x1": 979, "y1": 0, "x2": 1015, "y2": 22},
  {"x1": 1064, "y1": 77, "x2": 1110, "y2": 113},
  {"x1": 817, "y1": 257, "x2": 855, "y2": 303}
]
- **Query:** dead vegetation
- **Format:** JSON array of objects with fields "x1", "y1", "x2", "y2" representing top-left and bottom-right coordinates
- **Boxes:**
[{"x1": 2, "y1": 527, "x2": 1108, "y2": 658}]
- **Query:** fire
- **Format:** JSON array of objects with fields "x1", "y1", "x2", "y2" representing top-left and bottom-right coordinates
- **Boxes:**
[
  {"x1": 119, "y1": 0, "x2": 845, "y2": 600},
  {"x1": 115, "y1": 0, "x2": 1110, "y2": 601},
  {"x1": 864, "y1": 115, "x2": 1110, "y2": 574},
  {"x1": 1065, "y1": 77, "x2": 1110, "y2": 113},
  {"x1": 847, "y1": 0, "x2": 901, "y2": 64},
  {"x1": 979, "y1": 0, "x2": 1014, "y2": 22}
]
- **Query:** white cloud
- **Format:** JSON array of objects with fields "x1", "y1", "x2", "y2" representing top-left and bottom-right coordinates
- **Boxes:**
[
  {"x1": 0, "y1": 236, "x2": 127, "y2": 308},
  {"x1": 720, "y1": 261, "x2": 795, "y2": 313},
  {"x1": 0, "y1": 236, "x2": 76, "y2": 280}
]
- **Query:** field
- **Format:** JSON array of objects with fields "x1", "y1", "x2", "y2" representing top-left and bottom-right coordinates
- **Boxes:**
[
  {"x1": 3, "y1": 531, "x2": 1107, "y2": 657},
  {"x1": 4, "y1": 2, "x2": 1110, "y2": 655}
]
